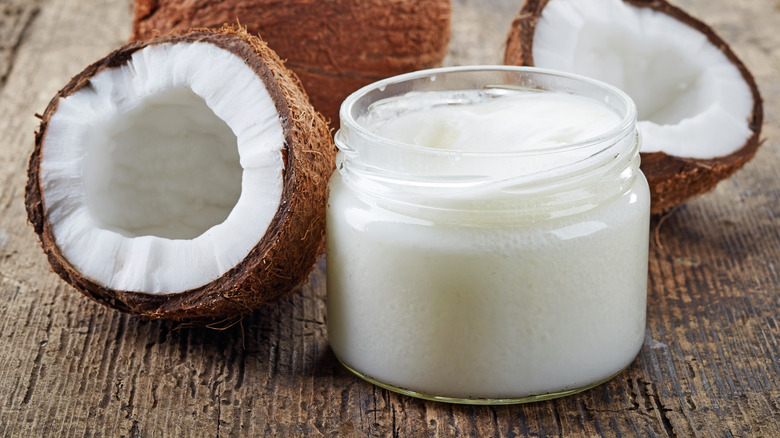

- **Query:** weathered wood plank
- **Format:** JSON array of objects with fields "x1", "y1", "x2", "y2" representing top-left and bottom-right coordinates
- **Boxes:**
[
  {"x1": 0, "y1": 0, "x2": 778, "y2": 436},
  {"x1": 0, "y1": 0, "x2": 41, "y2": 88}
]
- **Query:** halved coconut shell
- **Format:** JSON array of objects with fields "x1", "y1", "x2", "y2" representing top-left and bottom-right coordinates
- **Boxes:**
[
  {"x1": 25, "y1": 27, "x2": 336, "y2": 321},
  {"x1": 131, "y1": 0, "x2": 452, "y2": 125},
  {"x1": 505, "y1": 0, "x2": 763, "y2": 214}
]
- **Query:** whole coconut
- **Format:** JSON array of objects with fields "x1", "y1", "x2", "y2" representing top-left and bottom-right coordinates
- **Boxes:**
[{"x1": 133, "y1": 0, "x2": 452, "y2": 124}]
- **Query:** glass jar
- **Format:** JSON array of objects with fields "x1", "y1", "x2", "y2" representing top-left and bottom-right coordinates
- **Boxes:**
[{"x1": 326, "y1": 66, "x2": 650, "y2": 404}]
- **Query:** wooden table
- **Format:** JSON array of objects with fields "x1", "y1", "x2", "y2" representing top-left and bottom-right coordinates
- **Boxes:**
[{"x1": 1, "y1": 0, "x2": 778, "y2": 435}]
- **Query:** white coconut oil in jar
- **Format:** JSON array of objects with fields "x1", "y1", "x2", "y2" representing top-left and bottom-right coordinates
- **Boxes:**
[{"x1": 326, "y1": 66, "x2": 650, "y2": 404}]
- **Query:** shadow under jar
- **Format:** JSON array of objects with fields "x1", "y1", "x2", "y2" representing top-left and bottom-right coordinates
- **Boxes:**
[{"x1": 326, "y1": 66, "x2": 650, "y2": 404}]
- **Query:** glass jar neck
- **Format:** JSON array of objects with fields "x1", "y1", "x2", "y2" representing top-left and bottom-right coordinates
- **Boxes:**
[{"x1": 335, "y1": 66, "x2": 639, "y2": 222}]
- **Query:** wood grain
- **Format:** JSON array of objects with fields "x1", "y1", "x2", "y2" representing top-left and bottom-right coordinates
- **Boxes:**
[{"x1": 1, "y1": 0, "x2": 778, "y2": 436}]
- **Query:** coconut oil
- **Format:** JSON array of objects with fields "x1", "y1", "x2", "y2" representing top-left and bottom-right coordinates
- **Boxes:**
[{"x1": 327, "y1": 67, "x2": 650, "y2": 403}]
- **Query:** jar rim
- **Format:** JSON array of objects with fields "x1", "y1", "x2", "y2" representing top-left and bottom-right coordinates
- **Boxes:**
[{"x1": 338, "y1": 65, "x2": 637, "y2": 158}]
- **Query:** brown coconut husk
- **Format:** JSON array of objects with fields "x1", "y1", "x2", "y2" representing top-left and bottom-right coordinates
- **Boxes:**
[
  {"x1": 504, "y1": 0, "x2": 763, "y2": 214},
  {"x1": 25, "y1": 26, "x2": 336, "y2": 321},
  {"x1": 131, "y1": 0, "x2": 452, "y2": 126}
]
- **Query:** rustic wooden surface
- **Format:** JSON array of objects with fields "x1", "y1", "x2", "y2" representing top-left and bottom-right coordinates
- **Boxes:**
[{"x1": 0, "y1": 0, "x2": 778, "y2": 436}]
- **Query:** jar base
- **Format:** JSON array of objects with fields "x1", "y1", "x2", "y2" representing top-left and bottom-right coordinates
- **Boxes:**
[{"x1": 338, "y1": 359, "x2": 630, "y2": 405}]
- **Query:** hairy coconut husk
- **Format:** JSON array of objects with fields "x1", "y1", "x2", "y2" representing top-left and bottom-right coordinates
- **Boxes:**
[
  {"x1": 504, "y1": 0, "x2": 763, "y2": 214},
  {"x1": 132, "y1": 0, "x2": 452, "y2": 125},
  {"x1": 25, "y1": 27, "x2": 336, "y2": 321}
]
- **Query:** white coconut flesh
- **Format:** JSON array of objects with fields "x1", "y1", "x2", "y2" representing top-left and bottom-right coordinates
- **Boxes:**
[
  {"x1": 531, "y1": 0, "x2": 754, "y2": 159},
  {"x1": 40, "y1": 42, "x2": 285, "y2": 294}
]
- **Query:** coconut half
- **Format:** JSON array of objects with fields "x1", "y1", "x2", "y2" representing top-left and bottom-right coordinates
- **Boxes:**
[
  {"x1": 25, "y1": 27, "x2": 336, "y2": 320},
  {"x1": 505, "y1": 0, "x2": 763, "y2": 213}
]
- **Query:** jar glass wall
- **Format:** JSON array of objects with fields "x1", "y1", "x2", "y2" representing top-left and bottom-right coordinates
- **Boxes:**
[{"x1": 326, "y1": 66, "x2": 650, "y2": 404}]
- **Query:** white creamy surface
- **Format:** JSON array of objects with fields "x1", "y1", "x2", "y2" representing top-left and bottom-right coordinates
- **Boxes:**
[
  {"x1": 371, "y1": 90, "x2": 622, "y2": 152},
  {"x1": 328, "y1": 87, "x2": 649, "y2": 400}
]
